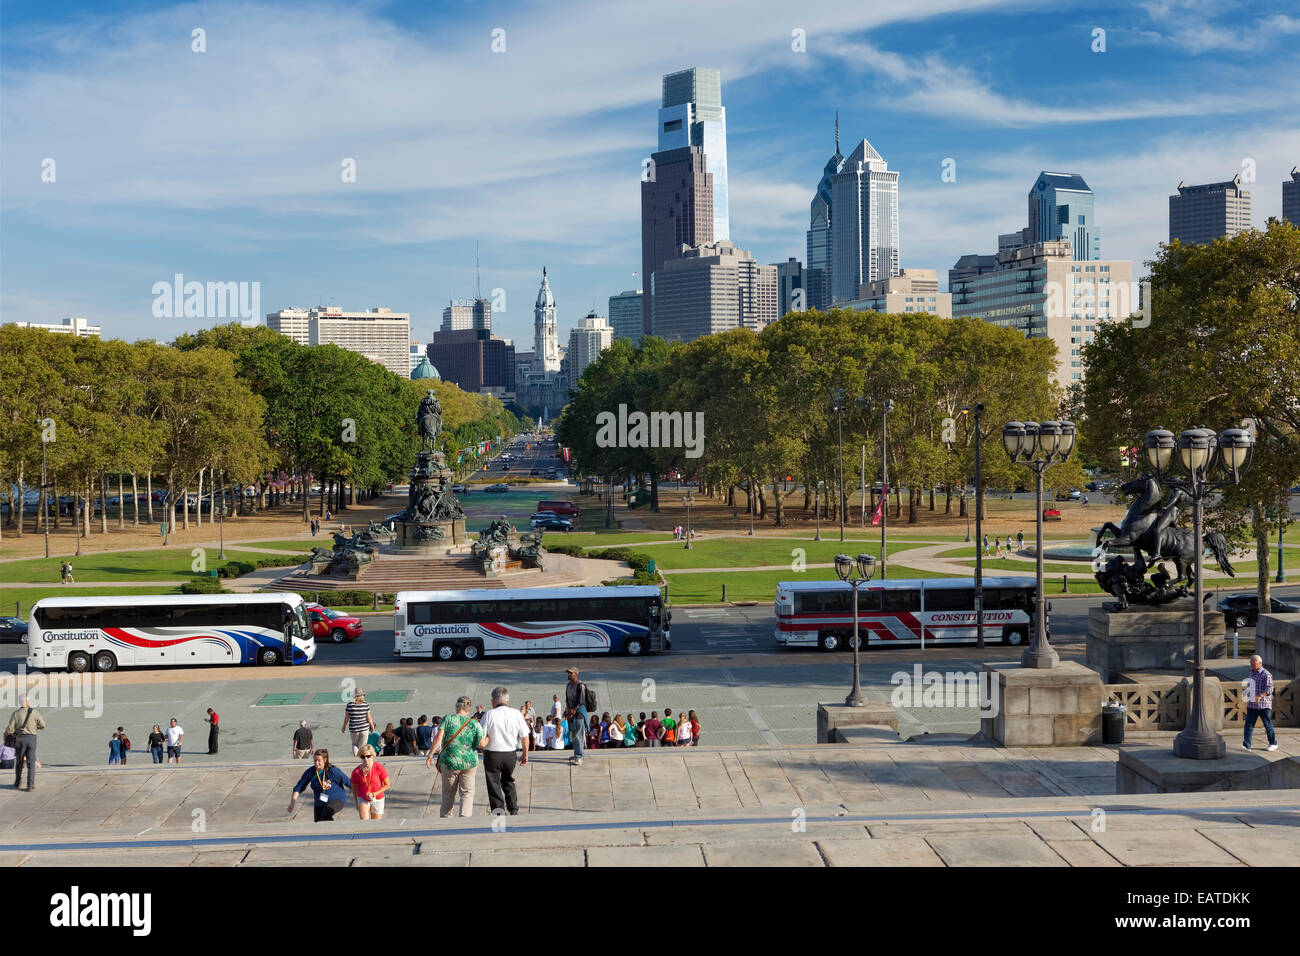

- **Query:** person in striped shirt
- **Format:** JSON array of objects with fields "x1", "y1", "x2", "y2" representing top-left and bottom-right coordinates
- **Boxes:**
[
  {"x1": 1243, "y1": 656, "x2": 1279, "y2": 752},
  {"x1": 341, "y1": 690, "x2": 376, "y2": 756}
]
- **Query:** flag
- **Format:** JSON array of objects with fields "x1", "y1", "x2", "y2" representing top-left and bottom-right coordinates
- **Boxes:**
[{"x1": 871, "y1": 483, "x2": 888, "y2": 526}]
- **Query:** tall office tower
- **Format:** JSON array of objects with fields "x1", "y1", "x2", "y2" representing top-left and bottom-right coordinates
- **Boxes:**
[
  {"x1": 774, "y1": 258, "x2": 805, "y2": 316},
  {"x1": 428, "y1": 328, "x2": 515, "y2": 396},
  {"x1": 998, "y1": 228, "x2": 1030, "y2": 253},
  {"x1": 566, "y1": 311, "x2": 614, "y2": 390},
  {"x1": 640, "y1": 145, "x2": 714, "y2": 335},
  {"x1": 1169, "y1": 175, "x2": 1253, "y2": 244},
  {"x1": 607, "y1": 290, "x2": 643, "y2": 346},
  {"x1": 1281, "y1": 167, "x2": 1299, "y2": 225},
  {"x1": 267, "y1": 306, "x2": 411, "y2": 378},
  {"x1": 659, "y1": 67, "x2": 728, "y2": 241},
  {"x1": 806, "y1": 115, "x2": 845, "y2": 311},
  {"x1": 1028, "y1": 172, "x2": 1100, "y2": 260},
  {"x1": 534, "y1": 268, "x2": 561, "y2": 372},
  {"x1": 440, "y1": 298, "x2": 491, "y2": 333},
  {"x1": 651, "y1": 240, "x2": 778, "y2": 342},
  {"x1": 830, "y1": 138, "x2": 900, "y2": 304},
  {"x1": 949, "y1": 240, "x2": 1134, "y2": 388}
]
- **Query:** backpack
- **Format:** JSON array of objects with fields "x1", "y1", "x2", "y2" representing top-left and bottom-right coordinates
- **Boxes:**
[
  {"x1": 121, "y1": 736, "x2": 131, "y2": 750},
  {"x1": 582, "y1": 683, "x2": 597, "y2": 713}
]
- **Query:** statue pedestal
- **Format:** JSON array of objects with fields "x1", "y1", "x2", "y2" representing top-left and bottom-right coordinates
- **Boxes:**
[
  {"x1": 1256, "y1": 612, "x2": 1300, "y2": 679},
  {"x1": 1087, "y1": 601, "x2": 1225, "y2": 683},
  {"x1": 388, "y1": 448, "x2": 467, "y2": 554},
  {"x1": 979, "y1": 661, "x2": 1105, "y2": 747}
]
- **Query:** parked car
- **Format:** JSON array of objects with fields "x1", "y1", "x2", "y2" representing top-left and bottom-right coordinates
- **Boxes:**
[
  {"x1": 537, "y1": 499, "x2": 580, "y2": 516},
  {"x1": 0, "y1": 617, "x2": 28, "y2": 643},
  {"x1": 530, "y1": 515, "x2": 573, "y2": 532},
  {"x1": 485, "y1": 483, "x2": 510, "y2": 493},
  {"x1": 1042, "y1": 508, "x2": 1062, "y2": 521},
  {"x1": 1216, "y1": 595, "x2": 1300, "y2": 628},
  {"x1": 305, "y1": 604, "x2": 365, "y2": 643},
  {"x1": 451, "y1": 484, "x2": 468, "y2": 494}
]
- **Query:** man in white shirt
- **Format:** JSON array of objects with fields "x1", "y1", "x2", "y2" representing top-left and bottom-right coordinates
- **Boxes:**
[
  {"x1": 165, "y1": 718, "x2": 184, "y2": 764},
  {"x1": 480, "y1": 686, "x2": 531, "y2": 816},
  {"x1": 549, "y1": 694, "x2": 563, "y2": 720}
]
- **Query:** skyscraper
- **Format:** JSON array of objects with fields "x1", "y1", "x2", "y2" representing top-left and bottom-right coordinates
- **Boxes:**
[
  {"x1": 806, "y1": 115, "x2": 845, "y2": 311},
  {"x1": 774, "y1": 258, "x2": 804, "y2": 316},
  {"x1": 1282, "y1": 167, "x2": 1299, "y2": 226},
  {"x1": 566, "y1": 311, "x2": 614, "y2": 391},
  {"x1": 640, "y1": 145, "x2": 713, "y2": 335},
  {"x1": 534, "y1": 268, "x2": 561, "y2": 373},
  {"x1": 1028, "y1": 172, "x2": 1100, "y2": 261},
  {"x1": 830, "y1": 138, "x2": 900, "y2": 304},
  {"x1": 658, "y1": 67, "x2": 729, "y2": 241},
  {"x1": 441, "y1": 299, "x2": 491, "y2": 332},
  {"x1": 608, "y1": 290, "x2": 643, "y2": 346},
  {"x1": 267, "y1": 306, "x2": 410, "y2": 377},
  {"x1": 651, "y1": 240, "x2": 777, "y2": 342},
  {"x1": 1169, "y1": 175, "x2": 1252, "y2": 245}
]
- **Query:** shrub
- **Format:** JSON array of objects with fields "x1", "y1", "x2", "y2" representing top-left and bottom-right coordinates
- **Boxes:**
[
  {"x1": 181, "y1": 577, "x2": 223, "y2": 594},
  {"x1": 298, "y1": 590, "x2": 395, "y2": 608}
]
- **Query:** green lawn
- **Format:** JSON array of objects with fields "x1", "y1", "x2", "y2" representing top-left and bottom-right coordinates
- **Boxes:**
[
  {"x1": 635, "y1": 538, "x2": 883, "y2": 571},
  {"x1": 0, "y1": 549, "x2": 305, "y2": 585},
  {"x1": 238, "y1": 539, "x2": 322, "y2": 551}
]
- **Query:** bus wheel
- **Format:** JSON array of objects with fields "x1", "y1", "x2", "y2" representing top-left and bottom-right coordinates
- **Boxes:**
[
  {"x1": 93, "y1": 651, "x2": 118, "y2": 673},
  {"x1": 258, "y1": 647, "x2": 283, "y2": 665},
  {"x1": 330, "y1": 628, "x2": 347, "y2": 644},
  {"x1": 68, "y1": 652, "x2": 91, "y2": 673},
  {"x1": 848, "y1": 631, "x2": 864, "y2": 651},
  {"x1": 435, "y1": 642, "x2": 457, "y2": 662},
  {"x1": 819, "y1": 631, "x2": 840, "y2": 652},
  {"x1": 461, "y1": 641, "x2": 483, "y2": 662},
  {"x1": 1003, "y1": 628, "x2": 1028, "y2": 647},
  {"x1": 625, "y1": 637, "x2": 645, "y2": 657}
]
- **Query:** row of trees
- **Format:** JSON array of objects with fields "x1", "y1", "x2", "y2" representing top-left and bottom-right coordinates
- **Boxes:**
[
  {"x1": 0, "y1": 323, "x2": 520, "y2": 540},
  {"x1": 556, "y1": 309, "x2": 1083, "y2": 523}
]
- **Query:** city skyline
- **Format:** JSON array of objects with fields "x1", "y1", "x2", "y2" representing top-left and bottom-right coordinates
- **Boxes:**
[{"x1": 3, "y1": 0, "x2": 1299, "y2": 352}]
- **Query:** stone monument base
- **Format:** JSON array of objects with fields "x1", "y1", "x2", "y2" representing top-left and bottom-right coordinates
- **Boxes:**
[
  {"x1": 817, "y1": 702, "x2": 899, "y2": 743},
  {"x1": 1256, "y1": 612, "x2": 1300, "y2": 679},
  {"x1": 1087, "y1": 600, "x2": 1224, "y2": 682},
  {"x1": 980, "y1": 660, "x2": 1105, "y2": 747},
  {"x1": 391, "y1": 518, "x2": 467, "y2": 553},
  {"x1": 1117, "y1": 742, "x2": 1300, "y2": 793}
]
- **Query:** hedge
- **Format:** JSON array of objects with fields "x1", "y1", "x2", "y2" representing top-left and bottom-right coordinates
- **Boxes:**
[
  {"x1": 299, "y1": 590, "x2": 395, "y2": 608},
  {"x1": 217, "y1": 554, "x2": 312, "y2": 578},
  {"x1": 180, "y1": 577, "x2": 223, "y2": 594}
]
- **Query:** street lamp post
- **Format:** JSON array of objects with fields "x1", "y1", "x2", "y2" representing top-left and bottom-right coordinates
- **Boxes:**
[
  {"x1": 880, "y1": 400, "x2": 894, "y2": 578},
  {"x1": 218, "y1": 490, "x2": 226, "y2": 561},
  {"x1": 962, "y1": 404, "x2": 987, "y2": 648},
  {"x1": 682, "y1": 493, "x2": 695, "y2": 550},
  {"x1": 1144, "y1": 426, "x2": 1253, "y2": 760},
  {"x1": 837, "y1": 552, "x2": 877, "y2": 707},
  {"x1": 1277, "y1": 495, "x2": 1287, "y2": 583},
  {"x1": 814, "y1": 480, "x2": 824, "y2": 541},
  {"x1": 964, "y1": 482, "x2": 971, "y2": 543},
  {"x1": 831, "y1": 390, "x2": 847, "y2": 543},
  {"x1": 40, "y1": 428, "x2": 51, "y2": 559},
  {"x1": 1003, "y1": 419, "x2": 1077, "y2": 669}
]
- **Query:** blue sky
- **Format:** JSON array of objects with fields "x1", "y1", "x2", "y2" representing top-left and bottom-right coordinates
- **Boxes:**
[{"x1": 2, "y1": 0, "x2": 1298, "y2": 352}]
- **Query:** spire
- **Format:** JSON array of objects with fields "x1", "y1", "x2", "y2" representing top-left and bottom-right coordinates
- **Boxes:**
[
  {"x1": 834, "y1": 110, "x2": 839, "y2": 153},
  {"x1": 475, "y1": 240, "x2": 481, "y2": 299}
]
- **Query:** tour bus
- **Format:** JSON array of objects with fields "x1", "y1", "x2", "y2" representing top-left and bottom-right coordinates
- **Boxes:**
[
  {"x1": 774, "y1": 577, "x2": 1041, "y2": 650},
  {"x1": 27, "y1": 594, "x2": 316, "y2": 672},
  {"x1": 393, "y1": 586, "x2": 669, "y2": 661}
]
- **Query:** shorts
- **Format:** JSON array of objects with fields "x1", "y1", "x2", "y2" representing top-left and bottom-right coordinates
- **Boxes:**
[
  {"x1": 167, "y1": 746, "x2": 181, "y2": 759},
  {"x1": 366, "y1": 797, "x2": 386, "y2": 814}
]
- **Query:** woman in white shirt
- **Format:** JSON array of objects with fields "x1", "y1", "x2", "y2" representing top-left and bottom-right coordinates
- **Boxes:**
[
  {"x1": 677, "y1": 713, "x2": 693, "y2": 747},
  {"x1": 549, "y1": 717, "x2": 566, "y2": 750}
]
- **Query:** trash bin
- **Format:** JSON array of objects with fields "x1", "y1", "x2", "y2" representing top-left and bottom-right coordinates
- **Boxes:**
[{"x1": 1102, "y1": 700, "x2": 1126, "y2": 744}]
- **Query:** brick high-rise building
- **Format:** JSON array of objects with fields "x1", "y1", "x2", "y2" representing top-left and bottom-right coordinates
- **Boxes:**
[{"x1": 640, "y1": 145, "x2": 713, "y2": 336}]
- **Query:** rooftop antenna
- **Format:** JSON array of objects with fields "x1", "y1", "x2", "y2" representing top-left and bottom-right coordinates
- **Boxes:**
[
  {"x1": 835, "y1": 110, "x2": 839, "y2": 153},
  {"x1": 476, "y1": 241, "x2": 481, "y2": 300}
]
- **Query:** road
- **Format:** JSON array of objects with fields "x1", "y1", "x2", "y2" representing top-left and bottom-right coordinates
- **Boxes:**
[{"x1": 7, "y1": 583, "x2": 1297, "y2": 767}]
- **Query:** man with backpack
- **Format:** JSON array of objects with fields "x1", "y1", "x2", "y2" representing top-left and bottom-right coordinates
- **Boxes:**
[
  {"x1": 564, "y1": 667, "x2": 594, "y2": 767},
  {"x1": 5, "y1": 694, "x2": 45, "y2": 791}
]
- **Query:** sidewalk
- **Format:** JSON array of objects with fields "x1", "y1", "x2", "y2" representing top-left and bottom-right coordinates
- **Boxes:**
[{"x1": 1, "y1": 741, "x2": 1296, "y2": 866}]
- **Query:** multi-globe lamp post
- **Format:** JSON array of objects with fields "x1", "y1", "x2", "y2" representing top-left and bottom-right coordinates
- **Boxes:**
[
  {"x1": 1144, "y1": 426, "x2": 1253, "y2": 759},
  {"x1": 681, "y1": 492, "x2": 696, "y2": 550},
  {"x1": 836, "y1": 552, "x2": 877, "y2": 707},
  {"x1": 1001, "y1": 419, "x2": 1077, "y2": 669}
]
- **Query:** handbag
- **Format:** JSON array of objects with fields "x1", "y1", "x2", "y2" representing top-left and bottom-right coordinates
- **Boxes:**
[{"x1": 435, "y1": 715, "x2": 476, "y2": 772}]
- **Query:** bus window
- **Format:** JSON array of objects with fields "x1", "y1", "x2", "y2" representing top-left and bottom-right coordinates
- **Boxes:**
[
  {"x1": 882, "y1": 589, "x2": 921, "y2": 612},
  {"x1": 410, "y1": 603, "x2": 432, "y2": 625},
  {"x1": 822, "y1": 590, "x2": 852, "y2": 613},
  {"x1": 856, "y1": 590, "x2": 883, "y2": 612},
  {"x1": 925, "y1": 588, "x2": 975, "y2": 612},
  {"x1": 794, "y1": 593, "x2": 821, "y2": 614}
]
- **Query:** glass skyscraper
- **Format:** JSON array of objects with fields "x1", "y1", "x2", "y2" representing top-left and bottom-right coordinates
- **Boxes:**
[
  {"x1": 830, "y1": 138, "x2": 900, "y2": 304},
  {"x1": 1028, "y1": 172, "x2": 1100, "y2": 260},
  {"x1": 805, "y1": 117, "x2": 844, "y2": 311},
  {"x1": 658, "y1": 67, "x2": 729, "y2": 241}
]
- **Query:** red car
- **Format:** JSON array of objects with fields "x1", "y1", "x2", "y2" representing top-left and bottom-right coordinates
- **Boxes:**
[
  {"x1": 1043, "y1": 508, "x2": 1062, "y2": 521},
  {"x1": 306, "y1": 604, "x2": 365, "y2": 643}
]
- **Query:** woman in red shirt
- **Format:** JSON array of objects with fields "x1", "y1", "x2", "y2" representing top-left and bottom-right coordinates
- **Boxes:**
[{"x1": 351, "y1": 745, "x2": 390, "y2": 820}]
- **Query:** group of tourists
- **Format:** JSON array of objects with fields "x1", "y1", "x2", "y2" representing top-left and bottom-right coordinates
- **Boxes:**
[
  {"x1": 106, "y1": 710, "x2": 219, "y2": 765},
  {"x1": 982, "y1": 532, "x2": 1025, "y2": 557}
]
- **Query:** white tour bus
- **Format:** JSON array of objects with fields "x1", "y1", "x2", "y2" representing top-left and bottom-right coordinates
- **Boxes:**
[
  {"x1": 393, "y1": 585, "x2": 669, "y2": 661},
  {"x1": 27, "y1": 594, "x2": 316, "y2": 672},
  {"x1": 774, "y1": 577, "x2": 1041, "y2": 650}
]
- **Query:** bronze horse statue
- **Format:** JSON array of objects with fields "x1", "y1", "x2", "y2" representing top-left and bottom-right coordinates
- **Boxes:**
[{"x1": 1094, "y1": 475, "x2": 1163, "y2": 562}]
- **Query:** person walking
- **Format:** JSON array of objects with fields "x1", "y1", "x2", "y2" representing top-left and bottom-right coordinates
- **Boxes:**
[
  {"x1": 480, "y1": 686, "x2": 531, "y2": 816},
  {"x1": 351, "y1": 745, "x2": 390, "y2": 821},
  {"x1": 117, "y1": 726, "x2": 131, "y2": 764},
  {"x1": 65, "y1": 561, "x2": 74, "y2": 584},
  {"x1": 204, "y1": 708, "x2": 220, "y2": 755},
  {"x1": 288, "y1": 749, "x2": 351, "y2": 822},
  {"x1": 165, "y1": 717, "x2": 184, "y2": 763},
  {"x1": 59, "y1": 561, "x2": 68, "y2": 584},
  {"x1": 292, "y1": 720, "x2": 314, "y2": 758},
  {"x1": 416, "y1": 715, "x2": 434, "y2": 756},
  {"x1": 148, "y1": 725, "x2": 165, "y2": 763},
  {"x1": 426, "y1": 695, "x2": 485, "y2": 818},
  {"x1": 109, "y1": 733, "x2": 122, "y2": 766},
  {"x1": 5, "y1": 695, "x2": 45, "y2": 791},
  {"x1": 342, "y1": 690, "x2": 375, "y2": 756},
  {"x1": 1243, "y1": 654, "x2": 1279, "y2": 752},
  {"x1": 564, "y1": 667, "x2": 590, "y2": 766},
  {"x1": 1017, "y1": 530, "x2": 1024, "y2": 550}
]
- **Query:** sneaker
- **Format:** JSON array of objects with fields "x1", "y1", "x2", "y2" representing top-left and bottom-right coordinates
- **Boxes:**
[
  {"x1": 1242, "y1": 744, "x2": 1251, "y2": 751},
  {"x1": 572, "y1": 758, "x2": 583, "y2": 766},
  {"x1": 1267, "y1": 744, "x2": 1279, "y2": 752}
]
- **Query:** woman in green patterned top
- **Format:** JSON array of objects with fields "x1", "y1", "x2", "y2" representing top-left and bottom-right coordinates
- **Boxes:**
[{"x1": 426, "y1": 695, "x2": 485, "y2": 818}]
